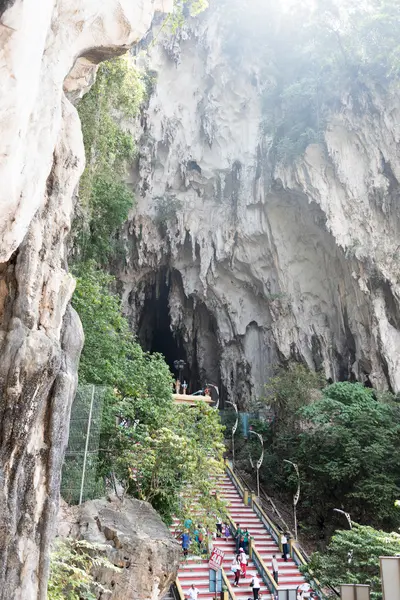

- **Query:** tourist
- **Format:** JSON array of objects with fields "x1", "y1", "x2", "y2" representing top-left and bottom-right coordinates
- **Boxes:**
[
  {"x1": 207, "y1": 530, "x2": 214, "y2": 556},
  {"x1": 184, "y1": 517, "x2": 192, "y2": 530},
  {"x1": 239, "y1": 547, "x2": 248, "y2": 578},
  {"x1": 224, "y1": 523, "x2": 231, "y2": 539},
  {"x1": 235, "y1": 523, "x2": 244, "y2": 553},
  {"x1": 216, "y1": 515, "x2": 223, "y2": 537},
  {"x1": 181, "y1": 530, "x2": 190, "y2": 558},
  {"x1": 243, "y1": 528, "x2": 250, "y2": 553},
  {"x1": 187, "y1": 584, "x2": 200, "y2": 600},
  {"x1": 298, "y1": 582, "x2": 312, "y2": 599},
  {"x1": 281, "y1": 532, "x2": 289, "y2": 562},
  {"x1": 271, "y1": 554, "x2": 279, "y2": 584},
  {"x1": 231, "y1": 555, "x2": 241, "y2": 587},
  {"x1": 250, "y1": 573, "x2": 261, "y2": 599}
]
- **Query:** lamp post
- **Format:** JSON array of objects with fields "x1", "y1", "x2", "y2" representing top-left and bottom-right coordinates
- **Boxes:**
[
  {"x1": 249, "y1": 429, "x2": 264, "y2": 499},
  {"x1": 283, "y1": 459, "x2": 300, "y2": 541},
  {"x1": 333, "y1": 508, "x2": 353, "y2": 530},
  {"x1": 173, "y1": 359, "x2": 186, "y2": 384},
  {"x1": 226, "y1": 401, "x2": 238, "y2": 467}
]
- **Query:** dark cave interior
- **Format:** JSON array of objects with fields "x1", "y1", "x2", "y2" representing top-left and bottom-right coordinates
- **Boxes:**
[{"x1": 137, "y1": 269, "x2": 222, "y2": 397}]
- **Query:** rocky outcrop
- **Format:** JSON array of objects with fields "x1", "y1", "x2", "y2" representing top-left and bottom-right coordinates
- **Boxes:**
[
  {"x1": 120, "y1": 0, "x2": 400, "y2": 404},
  {"x1": 58, "y1": 496, "x2": 180, "y2": 600},
  {"x1": 0, "y1": 1, "x2": 172, "y2": 598}
]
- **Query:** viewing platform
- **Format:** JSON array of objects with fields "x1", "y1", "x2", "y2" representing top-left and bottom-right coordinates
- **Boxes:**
[{"x1": 172, "y1": 393, "x2": 213, "y2": 405}]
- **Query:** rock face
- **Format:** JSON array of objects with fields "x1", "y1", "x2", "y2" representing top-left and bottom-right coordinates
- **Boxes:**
[
  {"x1": 58, "y1": 497, "x2": 180, "y2": 600},
  {"x1": 120, "y1": 0, "x2": 400, "y2": 404},
  {"x1": 0, "y1": 1, "x2": 172, "y2": 598}
]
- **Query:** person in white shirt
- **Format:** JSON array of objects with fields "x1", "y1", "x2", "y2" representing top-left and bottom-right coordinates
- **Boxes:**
[
  {"x1": 187, "y1": 584, "x2": 200, "y2": 600},
  {"x1": 281, "y1": 533, "x2": 289, "y2": 562},
  {"x1": 231, "y1": 555, "x2": 241, "y2": 587},
  {"x1": 298, "y1": 582, "x2": 311, "y2": 599},
  {"x1": 250, "y1": 574, "x2": 261, "y2": 599},
  {"x1": 239, "y1": 547, "x2": 248, "y2": 577},
  {"x1": 271, "y1": 554, "x2": 279, "y2": 583}
]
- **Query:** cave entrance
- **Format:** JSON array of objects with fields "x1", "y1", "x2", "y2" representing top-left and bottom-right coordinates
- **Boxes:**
[{"x1": 137, "y1": 268, "x2": 222, "y2": 396}]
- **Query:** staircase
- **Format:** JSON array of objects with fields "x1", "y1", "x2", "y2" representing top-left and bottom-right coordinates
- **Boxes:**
[
  {"x1": 171, "y1": 466, "x2": 308, "y2": 599},
  {"x1": 217, "y1": 472, "x2": 306, "y2": 591}
]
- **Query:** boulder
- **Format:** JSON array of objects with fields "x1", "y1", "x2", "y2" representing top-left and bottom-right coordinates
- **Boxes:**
[{"x1": 58, "y1": 496, "x2": 180, "y2": 600}]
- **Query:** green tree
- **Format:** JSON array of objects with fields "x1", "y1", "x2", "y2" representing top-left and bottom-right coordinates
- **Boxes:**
[
  {"x1": 74, "y1": 55, "x2": 144, "y2": 264},
  {"x1": 69, "y1": 262, "x2": 225, "y2": 524},
  {"x1": 296, "y1": 383, "x2": 400, "y2": 535},
  {"x1": 48, "y1": 539, "x2": 117, "y2": 600},
  {"x1": 265, "y1": 363, "x2": 325, "y2": 430},
  {"x1": 303, "y1": 524, "x2": 400, "y2": 600},
  {"x1": 101, "y1": 399, "x2": 226, "y2": 525}
]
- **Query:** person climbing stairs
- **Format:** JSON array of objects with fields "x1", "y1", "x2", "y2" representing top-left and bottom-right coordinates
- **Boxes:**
[{"x1": 170, "y1": 465, "x2": 308, "y2": 599}]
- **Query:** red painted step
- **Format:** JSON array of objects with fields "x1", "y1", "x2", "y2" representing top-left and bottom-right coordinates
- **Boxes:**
[{"x1": 171, "y1": 470, "x2": 307, "y2": 598}]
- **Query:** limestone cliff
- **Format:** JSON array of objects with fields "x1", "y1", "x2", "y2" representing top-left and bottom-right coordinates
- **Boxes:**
[
  {"x1": 0, "y1": 1, "x2": 172, "y2": 598},
  {"x1": 120, "y1": 0, "x2": 400, "y2": 404}
]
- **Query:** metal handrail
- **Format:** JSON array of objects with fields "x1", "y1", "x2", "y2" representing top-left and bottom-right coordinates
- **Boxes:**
[
  {"x1": 225, "y1": 463, "x2": 326, "y2": 599},
  {"x1": 222, "y1": 567, "x2": 238, "y2": 600},
  {"x1": 253, "y1": 497, "x2": 281, "y2": 547},
  {"x1": 175, "y1": 577, "x2": 185, "y2": 600},
  {"x1": 225, "y1": 460, "x2": 245, "y2": 497},
  {"x1": 252, "y1": 544, "x2": 280, "y2": 595},
  {"x1": 226, "y1": 512, "x2": 279, "y2": 596}
]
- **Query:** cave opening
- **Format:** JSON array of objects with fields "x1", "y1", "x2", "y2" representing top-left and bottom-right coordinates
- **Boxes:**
[{"x1": 137, "y1": 268, "x2": 222, "y2": 397}]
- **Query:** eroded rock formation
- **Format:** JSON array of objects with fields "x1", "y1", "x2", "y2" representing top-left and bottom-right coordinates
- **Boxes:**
[
  {"x1": 58, "y1": 496, "x2": 180, "y2": 600},
  {"x1": 0, "y1": 1, "x2": 172, "y2": 597},
  {"x1": 120, "y1": 0, "x2": 400, "y2": 404}
]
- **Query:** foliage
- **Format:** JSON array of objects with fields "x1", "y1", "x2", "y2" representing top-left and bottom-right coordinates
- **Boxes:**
[
  {"x1": 72, "y1": 261, "x2": 173, "y2": 404},
  {"x1": 221, "y1": 0, "x2": 400, "y2": 164},
  {"x1": 303, "y1": 523, "x2": 400, "y2": 600},
  {"x1": 75, "y1": 55, "x2": 144, "y2": 264},
  {"x1": 154, "y1": 195, "x2": 183, "y2": 226},
  {"x1": 258, "y1": 374, "x2": 400, "y2": 539},
  {"x1": 168, "y1": 0, "x2": 209, "y2": 32},
  {"x1": 101, "y1": 398, "x2": 226, "y2": 525},
  {"x1": 296, "y1": 383, "x2": 400, "y2": 533},
  {"x1": 70, "y1": 261, "x2": 225, "y2": 524},
  {"x1": 264, "y1": 363, "x2": 325, "y2": 429},
  {"x1": 48, "y1": 538, "x2": 118, "y2": 600}
]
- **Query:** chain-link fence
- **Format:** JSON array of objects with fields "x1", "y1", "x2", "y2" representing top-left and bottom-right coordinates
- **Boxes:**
[{"x1": 61, "y1": 384, "x2": 106, "y2": 504}]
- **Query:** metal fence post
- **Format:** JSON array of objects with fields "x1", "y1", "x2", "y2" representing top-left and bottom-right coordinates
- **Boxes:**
[{"x1": 79, "y1": 384, "x2": 95, "y2": 505}]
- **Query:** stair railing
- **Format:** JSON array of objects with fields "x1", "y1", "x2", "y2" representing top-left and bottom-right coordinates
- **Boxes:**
[
  {"x1": 225, "y1": 461, "x2": 325, "y2": 599},
  {"x1": 226, "y1": 513, "x2": 280, "y2": 598},
  {"x1": 225, "y1": 459, "x2": 245, "y2": 499},
  {"x1": 172, "y1": 577, "x2": 185, "y2": 600},
  {"x1": 221, "y1": 567, "x2": 238, "y2": 600},
  {"x1": 252, "y1": 497, "x2": 281, "y2": 547}
]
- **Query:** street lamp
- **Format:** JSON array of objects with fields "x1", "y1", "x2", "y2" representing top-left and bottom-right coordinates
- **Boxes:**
[
  {"x1": 283, "y1": 459, "x2": 300, "y2": 541},
  {"x1": 226, "y1": 401, "x2": 238, "y2": 467},
  {"x1": 249, "y1": 429, "x2": 264, "y2": 499},
  {"x1": 333, "y1": 508, "x2": 353, "y2": 530},
  {"x1": 173, "y1": 359, "x2": 186, "y2": 383}
]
